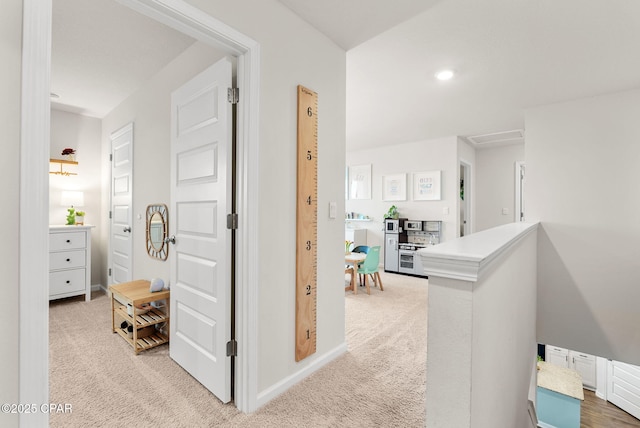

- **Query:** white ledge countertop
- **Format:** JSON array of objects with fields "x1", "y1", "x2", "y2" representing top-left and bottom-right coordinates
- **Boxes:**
[
  {"x1": 537, "y1": 361, "x2": 584, "y2": 401},
  {"x1": 417, "y1": 222, "x2": 539, "y2": 282}
]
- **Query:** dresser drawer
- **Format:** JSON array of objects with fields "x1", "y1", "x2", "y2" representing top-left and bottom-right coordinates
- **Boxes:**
[
  {"x1": 50, "y1": 269, "x2": 85, "y2": 295},
  {"x1": 50, "y1": 250, "x2": 86, "y2": 270},
  {"x1": 50, "y1": 231, "x2": 86, "y2": 251}
]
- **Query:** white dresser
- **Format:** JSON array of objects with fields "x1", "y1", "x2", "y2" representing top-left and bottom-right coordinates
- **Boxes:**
[{"x1": 49, "y1": 225, "x2": 94, "y2": 301}]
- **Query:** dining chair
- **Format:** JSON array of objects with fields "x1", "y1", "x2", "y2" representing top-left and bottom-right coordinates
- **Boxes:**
[
  {"x1": 357, "y1": 246, "x2": 383, "y2": 295},
  {"x1": 352, "y1": 245, "x2": 369, "y2": 286}
]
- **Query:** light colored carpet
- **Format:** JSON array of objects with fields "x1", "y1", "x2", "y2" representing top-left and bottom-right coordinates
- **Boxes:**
[{"x1": 50, "y1": 272, "x2": 428, "y2": 427}]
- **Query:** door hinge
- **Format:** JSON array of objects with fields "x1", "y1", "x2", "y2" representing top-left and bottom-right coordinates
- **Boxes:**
[
  {"x1": 108, "y1": 268, "x2": 112, "y2": 277},
  {"x1": 227, "y1": 213, "x2": 238, "y2": 230},
  {"x1": 227, "y1": 87, "x2": 239, "y2": 104},
  {"x1": 110, "y1": 153, "x2": 113, "y2": 161},
  {"x1": 109, "y1": 210, "x2": 112, "y2": 219},
  {"x1": 226, "y1": 339, "x2": 237, "y2": 357}
]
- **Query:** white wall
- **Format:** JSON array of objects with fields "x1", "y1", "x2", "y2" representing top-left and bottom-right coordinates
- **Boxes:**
[
  {"x1": 100, "y1": 41, "x2": 223, "y2": 288},
  {"x1": 346, "y1": 137, "x2": 459, "y2": 255},
  {"x1": 475, "y1": 144, "x2": 524, "y2": 231},
  {"x1": 526, "y1": 88, "x2": 640, "y2": 365},
  {"x1": 50, "y1": 110, "x2": 103, "y2": 286},
  {"x1": 0, "y1": 0, "x2": 22, "y2": 425},
  {"x1": 185, "y1": 0, "x2": 347, "y2": 396},
  {"x1": 104, "y1": 0, "x2": 347, "y2": 399}
]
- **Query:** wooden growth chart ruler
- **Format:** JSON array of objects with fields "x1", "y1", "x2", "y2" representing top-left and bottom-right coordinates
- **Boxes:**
[{"x1": 295, "y1": 85, "x2": 318, "y2": 362}]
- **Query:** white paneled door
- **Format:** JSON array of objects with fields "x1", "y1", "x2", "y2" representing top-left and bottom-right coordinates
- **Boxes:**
[
  {"x1": 109, "y1": 123, "x2": 134, "y2": 284},
  {"x1": 608, "y1": 360, "x2": 640, "y2": 419},
  {"x1": 169, "y1": 57, "x2": 233, "y2": 403}
]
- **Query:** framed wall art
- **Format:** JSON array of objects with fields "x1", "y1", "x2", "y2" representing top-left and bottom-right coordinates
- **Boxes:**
[
  {"x1": 348, "y1": 164, "x2": 372, "y2": 200},
  {"x1": 382, "y1": 174, "x2": 406, "y2": 201},
  {"x1": 413, "y1": 171, "x2": 441, "y2": 201}
]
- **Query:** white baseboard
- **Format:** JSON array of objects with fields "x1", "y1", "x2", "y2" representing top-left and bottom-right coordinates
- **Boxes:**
[
  {"x1": 92, "y1": 284, "x2": 103, "y2": 292},
  {"x1": 256, "y1": 342, "x2": 348, "y2": 409}
]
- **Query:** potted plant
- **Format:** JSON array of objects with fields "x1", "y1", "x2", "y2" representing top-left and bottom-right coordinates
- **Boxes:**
[
  {"x1": 383, "y1": 205, "x2": 399, "y2": 219},
  {"x1": 75, "y1": 210, "x2": 85, "y2": 225},
  {"x1": 65, "y1": 207, "x2": 76, "y2": 225}
]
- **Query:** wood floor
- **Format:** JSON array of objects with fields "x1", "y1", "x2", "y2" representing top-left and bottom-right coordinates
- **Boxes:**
[{"x1": 581, "y1": 389, "x2": 640, "y2": 427}]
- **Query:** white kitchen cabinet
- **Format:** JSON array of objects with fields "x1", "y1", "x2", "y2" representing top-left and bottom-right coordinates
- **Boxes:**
[
  {"x1": 345, "y1": 228, "x2": 367, "y2": 248},
  {"x1": 546, "y1": 345, "x2": 569, "y2": 367},
  {"x1": 545, "y1": 344, "x2": 596, "y2": 390},
  {"x1": 49, "y1": 225, "x2": 94, "y2": 301},
  {"x1": 570, "y1": 351, "x2": 597, "y2": 389}
]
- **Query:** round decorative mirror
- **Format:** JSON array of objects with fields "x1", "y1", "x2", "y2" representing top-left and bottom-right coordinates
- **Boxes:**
[{"x1": 146, "y1": 204, "x2": 168, "y2": 260}]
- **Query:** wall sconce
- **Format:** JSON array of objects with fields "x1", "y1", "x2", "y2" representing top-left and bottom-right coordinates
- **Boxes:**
[{"x1": 50, "y1": 158, "x2": 78, "y2": 176}]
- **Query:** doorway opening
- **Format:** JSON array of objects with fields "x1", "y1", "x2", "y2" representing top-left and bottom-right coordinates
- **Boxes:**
[
  {"x1": 20, "y1": 1, "x2": 261, "y2": 422},
  {"x1": 515, "y1": 161, "x2": 525, "y2": 222},
  {"x1": 459, "y1": 161, "x2": 471, "y2": 237}
]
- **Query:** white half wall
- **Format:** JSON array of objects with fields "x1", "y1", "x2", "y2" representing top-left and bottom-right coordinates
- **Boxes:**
[
  {"x1": 421, "y1": 223, "x2": 538, "y2": 428},
  {"x1": 526, "y1": 88, "x2": 640, "y2": 365}
]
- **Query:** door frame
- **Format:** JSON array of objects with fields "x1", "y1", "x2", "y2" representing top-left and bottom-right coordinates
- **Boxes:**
[
  {"x1": 20, "y1": 1, "x2": 261, "y2": 424},
  {"x1": 515, "y1": 161, "x2": 525, "y2": 222},
  {"x1": 459, "y1": 160, "x2": 472, "y2": 237}
]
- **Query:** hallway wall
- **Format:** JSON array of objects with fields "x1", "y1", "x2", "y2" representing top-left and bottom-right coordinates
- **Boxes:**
[{"x1": 527, "y1": 88, "x2": 640, "y2": 365}]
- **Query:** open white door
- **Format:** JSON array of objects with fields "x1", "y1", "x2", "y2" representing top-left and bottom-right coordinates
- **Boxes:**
[
  {"x1": 608, "y1": 360, "x2": 640, "y2": 419},
  {"x1": 169, "y1": 57, "x2": 233, "y2": 403},
  {"x1": 109, "y1": 123, "x2": 134, "y2": 284}
]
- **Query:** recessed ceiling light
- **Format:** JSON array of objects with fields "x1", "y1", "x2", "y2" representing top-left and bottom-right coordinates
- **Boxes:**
[{"x1": 435, "y1": 69, "x2": 454, "y2": 81}]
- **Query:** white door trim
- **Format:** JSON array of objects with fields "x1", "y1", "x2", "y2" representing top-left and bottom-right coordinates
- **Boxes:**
[
  {"x1": 515, "y1": 161, "x2": 525, "y2": 222},
  {"x1": 20, "y1": 0, "x2": 261, "y2": 418},
  {"x1": 20, "y1": 1, "x2": 52, "y2": 426},
  {"x1": 459, "y1": 160, "x2": 472, "y2": 237}
]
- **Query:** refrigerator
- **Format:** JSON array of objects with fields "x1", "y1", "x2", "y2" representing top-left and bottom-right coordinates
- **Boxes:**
[{"x1": 384, "y1": 218, "x2": 407, "y2": 273}]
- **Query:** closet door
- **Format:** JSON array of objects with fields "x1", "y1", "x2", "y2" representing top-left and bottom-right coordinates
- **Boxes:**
[
  {"x1": 169, "y1": 57, "x2": 233, "y2": 403},
  {"x1": 109, "y1": 123, "x2": 133, "y2": 284}
]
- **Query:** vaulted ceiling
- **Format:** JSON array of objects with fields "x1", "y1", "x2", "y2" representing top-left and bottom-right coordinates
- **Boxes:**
[{"x1": 52, "y1": 0, "x2": 640, "y2": 150}]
